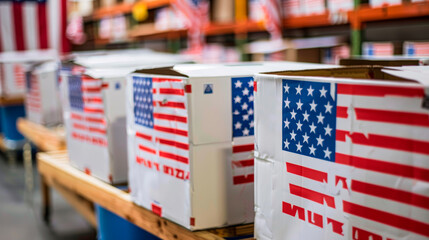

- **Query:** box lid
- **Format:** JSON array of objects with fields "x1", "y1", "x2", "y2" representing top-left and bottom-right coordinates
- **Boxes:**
[
  {"x1": 132, "y1": 62, "x2": 337, "y2": 78},
  {"x1": 0, "y1": 49, "x2": 58, "y2": 63}
]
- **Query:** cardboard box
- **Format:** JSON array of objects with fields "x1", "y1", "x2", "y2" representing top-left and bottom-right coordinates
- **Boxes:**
[
  {"x1": 327, "y1": 0, "x2": 353, "y2": 13},
  {"x1": 25, "y1": 61, "x2": 63, "y2": 126},
  {"x1": 283, "y1": 0, "x2": 303, "y2": 17},
  {"x1": 0, "y1": 50, "x2": 57, "y2": 98},
  {"x1": 404, "y1": 41, "x2": 429, "y2": 57},
  {"x1": 127, "y1": 62, "x2": 333, "y2": 230},
  {"x1": 253, "y1": 66, "x2": 429, "y2": 239},
  {"x1": 212, "y1": 0, "x2": 235, "y2": 23},
  {"x1": 362, "y1": 42, "x2": 402, "y2": 57},
  {"x1": 62, "y1": 51, "x2": 191, "y2": 184}
]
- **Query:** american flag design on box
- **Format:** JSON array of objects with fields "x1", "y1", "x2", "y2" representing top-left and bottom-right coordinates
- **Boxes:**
[
  {"x1": 232, "y1": 77, "x2": 255, "y2": 185},
  {"x1": 362, "y1": 42, "x2": 394, "y2": 56},
  {"x1": 68, "y1": 74, "x2": 107, "y2": 148},
  {"x1": 279, "y1": 79, "x2": 429, "y2": 239},
  {"x1": 132, "y1": 76, "x2": 190, "y2": 217},
  {"x1": 404, "y1": 42, "x2": 429, "y2": 57},
  {"x1": 25, "y1": 71, "x2": 41, "y2": 113}
]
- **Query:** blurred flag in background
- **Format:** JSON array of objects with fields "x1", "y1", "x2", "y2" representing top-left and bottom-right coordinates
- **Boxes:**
[{"x1": 0, "y1": 0, "x2": 69, "y2": 53}]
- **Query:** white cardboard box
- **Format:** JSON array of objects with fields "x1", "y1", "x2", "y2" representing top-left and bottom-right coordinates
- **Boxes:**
[
  {"x1": 0, "y1": 50, "x2": 57, "y2": 98},
  {"x1": 62, "y1": 51, "x2": 191, "y2": 184},
  {"x1": 126, "y1": 62, "x2": 332, "y2": 230},
  {"x1": 254, "y1": 66, "x2": 429, "y2": 239},
  {"x1": 25, "y1": 61, "x2": 63, "y2": 126}
]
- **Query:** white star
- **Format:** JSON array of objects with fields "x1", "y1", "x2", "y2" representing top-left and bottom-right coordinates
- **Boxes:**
[
  {"x1": 296, "y1": 99, "x2": 303, "y2": 110},
  {"x1": 242, "y1": 102, "x2": 248, "y2": 110},
  {"x1": 290, "y1": 130, "x2": 297, "y2": 141},
  {"x1": 248, "y1": 80, "x2": 253, "y2": 88},
  {"x1": 234, "y1": 95, "x2": 241, "y2": 103},
  {"x1": 324, "y1": 101, "x2": 333, "y2": 114},
  {"x1": 243, "y1": 115, "x2": 249, "y2": 121},
  {"x1": 309, "y1": 100, "x2": 317, "y2": 112},
  {"x1": 233, "y1": 110, "x2": 240, "y2": 115},
  {"x1": 284, "y1": 98, "x2": 291, "y2": 108},
  {"x1": 284, "y1": 119, "x2": 290, "y2": 128},
  {"x1": 324, "y1": 124, "x2": 332, "y2": 136},
  {"x1": 307, "y1": 85, "x2": 314, "y2": 96},
  {"x1": 316, "y1": 112, "x2": 325, "y2": 124},
  {"x1": 248, "y1": 109, "x2": 254, "y2": 115},
  {"x1": 234, "y1": 121, "x2": 242, "y2": 129},
  {"x1": 316, "y1": 135, "x2": 324, "y2": 146},
  {"x1": 296, "y1": 141, "x2": 303, "y2": 152},
  {"x1": 250, "y1": 121, "x2": 254, "y2": 128},
  {"x1": 302, "y1": 132, "x2": 309, "y2": 143},
  {"x1": 296, "y1": 120, "x2": 303, "y2": 131},
  {"x1": 324, "y1": 147, "x2": 332, "y2": 159},
  {"x1": 309, "y1": 122, "x2": 317, "y2": 134},
  {"x1": 320, "y1": 86, "x2": 327, "y2": 98},
  {"x1": 243, "y1": 128, "x2": 250, "y2": 136},
  {"x1": 309, "y1": 144, "x2": 316, "y2": 155},
  {"x1": 295, "y1": 85, "x2": 303, "y2": 95},
  {"x1": 284, "y1": 84, "x2": 290, "y2": 93},
  {"x1": 235, "y1": 80, "x2": 242, "y2": 88},
  {"x1": 248, "y1": 95, "x2": 254, "y2": 102},
  {"x1": 290, "y1": 109, "x2": 297, "y2": 119},
  {"x1": 302, "y1": 111, "x2": 310, "y2": 122},
  {"x1": 284, "y1": 139, "x2": 290, "y2": 149},
  {"x1": 242, "y1": 88, "x2": 250, "y2": 96}
]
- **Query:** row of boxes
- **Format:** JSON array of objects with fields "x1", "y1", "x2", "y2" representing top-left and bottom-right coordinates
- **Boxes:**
[{"x1": 42, "y1": 52, "x2": 428, "y2": 237}]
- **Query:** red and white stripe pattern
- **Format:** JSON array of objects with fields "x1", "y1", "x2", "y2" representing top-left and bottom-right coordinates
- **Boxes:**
[
  {"x1": 26, "y1": 72, "x2": 41, "y2": 112},
  {"x1": 284, "y1": 82, "x2": 429, "y2": 238},
  {"x1": 363, "y1": 42, "x2": 394, "y2": 56},
  {"x1": 0, "y1": 0, "x2": 69, "y2": 53},
  {"x1": 133, "y1": 76, "x2": 190, "y2": 175},
  {"x1": 405, "y1": 42, "x2": 429, "y2": 56},
  {"x1": 232, "y1": 136, "x2": 254, "y2": 185},
  {"x1": 261, "y1": 0, "x2": 283, "y2": 40},
  {"x1": 13, "y1": 63, "x2": 25, "y2": 88},
  {"x1": 69, "y1": 74, "x2": 107, "y2": 143},
  {"x1": 171, "y1": 0, "x2": 209, "y2": 50}
]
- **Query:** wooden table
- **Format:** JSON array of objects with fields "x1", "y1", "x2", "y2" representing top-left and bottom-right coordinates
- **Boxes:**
[{"x1": 38, "y1": 151, "x2": 254, "y2": 240}]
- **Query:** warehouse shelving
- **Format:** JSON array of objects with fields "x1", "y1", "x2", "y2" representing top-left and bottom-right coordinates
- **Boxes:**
[{"x1": 84, "y1": 1, "x2": 429, "y2": 56}]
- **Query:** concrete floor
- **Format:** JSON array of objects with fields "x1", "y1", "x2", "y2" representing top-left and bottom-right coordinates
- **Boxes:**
[{"x1": 0, "y1": 152, "x2": 97, "y2": 240}]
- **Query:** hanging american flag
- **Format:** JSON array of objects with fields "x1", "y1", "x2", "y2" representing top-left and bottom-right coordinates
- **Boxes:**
[
  {"x1": 133, "y1": 76, "x2": 190, "y2": 177},
  {"x1": 281, "y1": 79, "x2": 429, "y2": 238},
  {"x1": 231, "y1": 77, "x2": 255, "y2": 185},
  {"x1": 261, "y1": 0, "x2": 283, "y2": 40},
  {"x1": 171, "y1": 0, "x2": 209, "y2": 50},
  {"x1": 69, "y1": 74, "x2": 107, "y2": 147},
  {"x1": 0, "y1": 0, "x2": 69, "y2": 53}
]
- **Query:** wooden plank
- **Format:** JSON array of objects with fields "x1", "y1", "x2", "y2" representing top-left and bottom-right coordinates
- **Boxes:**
[
  {"x1": 17, "y1": 118, "x2": 66, "y2": 152},
  {"x1": 37, "y1": 151, "x2": 253, "y2": 240},
  {"x1": 0, "y1": 96, "x2": 25, "y2": 106}
]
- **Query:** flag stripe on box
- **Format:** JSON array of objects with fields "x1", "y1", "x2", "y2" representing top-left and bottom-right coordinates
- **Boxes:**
[
  {"x1": 282, "y1": 79, "x2": 429, "y2": 238},
  {"x1": 232, "y1": 77, "x2": 255, "y2": 185},
  {"x1": 133, "y1": 76, "x2": 190, "y2": 168}
]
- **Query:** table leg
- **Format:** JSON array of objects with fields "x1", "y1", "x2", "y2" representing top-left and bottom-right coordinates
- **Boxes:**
[{"x1": 40, "y1": 176, "x2": 51, "y2": 224}]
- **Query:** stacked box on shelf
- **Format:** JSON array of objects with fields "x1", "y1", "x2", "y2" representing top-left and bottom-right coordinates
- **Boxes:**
[
  {"x1": 126, "y1": 62, "x2": 333, "y2": 230},
  {"x1": 62, "y1": 51, "x2": 190, "y2": 184},
  {"x1": 362, "y1": 42, "x2": 402, "y2": 57},
  {"x1": 25, "y1": 61, "x2": 63, "y2": 126},
  {"x1": 253, "y1": 66, "x2": 429, "y2": 239},
  {"x1": 404, "y1": 41, "x2": 429, "y2": 57}
]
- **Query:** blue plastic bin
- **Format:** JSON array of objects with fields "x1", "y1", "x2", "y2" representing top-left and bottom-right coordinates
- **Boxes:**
[
  {"x1": 0, "y1": 105, "x2": 25, "y2": 141},
  {"x1": 95, "y1": 204, "x2": 160, "y2": 240}
]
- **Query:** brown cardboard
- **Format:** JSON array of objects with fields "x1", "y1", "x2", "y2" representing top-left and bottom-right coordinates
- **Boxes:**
[{"x1": 340, "y1": 58, "x2": 421, "y2": 66}]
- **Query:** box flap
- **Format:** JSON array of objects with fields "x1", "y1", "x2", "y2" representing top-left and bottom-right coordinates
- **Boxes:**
[{"x1": 133, "y1": 62, "x2": 337, "y2": 78}]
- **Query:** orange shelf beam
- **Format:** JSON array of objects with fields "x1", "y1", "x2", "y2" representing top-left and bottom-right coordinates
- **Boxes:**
[
  {"x1": 283, "y1": 12, "x2": 351, "y2": 28},
  {"x1": 93, "y1": 0, "x2": 171, "y2": 20},
  {"x1": 204, "y1": 21, "x2": 265, "y2": 36}
]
